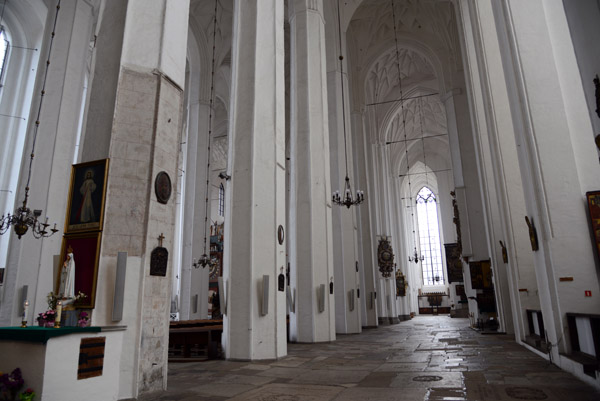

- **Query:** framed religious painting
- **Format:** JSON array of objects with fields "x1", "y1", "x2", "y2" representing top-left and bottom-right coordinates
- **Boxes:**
[
  {"x1": 586, "y1": 191, "x2": 600, "y2": 262},
  {"x1": 64, "y1": 159, "x2": 109, "y2": 234},
  {"x1": 469, "y1": 261, "x2": 484, "y2": 289},
  {"x1": 55, "y1": 231, "x2": 102, "y2": 309},
  {"x1": 445, "y1": 243, "x2": 463, "y2": 283}
]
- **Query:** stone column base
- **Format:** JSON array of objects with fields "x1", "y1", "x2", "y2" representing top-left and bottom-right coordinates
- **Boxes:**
[{"x1": 379, "y1": 317, "x2": 400, "y2": 325}]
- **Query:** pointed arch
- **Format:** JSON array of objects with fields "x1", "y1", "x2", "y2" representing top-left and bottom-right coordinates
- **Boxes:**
[{"x1": 416, "y1": 186, "x2": 444, "y2": 285}]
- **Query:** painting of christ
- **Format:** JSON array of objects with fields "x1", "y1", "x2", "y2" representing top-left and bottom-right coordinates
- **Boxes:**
[{"x1": 64, "y1": 159, "x2": 109, "y2": 233}]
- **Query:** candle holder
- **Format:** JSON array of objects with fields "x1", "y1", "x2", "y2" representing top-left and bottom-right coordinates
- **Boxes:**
[
  {"x1": 53, "y1": 320, "x2": 61, "y2": 328},
  {"x1": 21, "y1": 320, "x2": 27, "y2": 328}
]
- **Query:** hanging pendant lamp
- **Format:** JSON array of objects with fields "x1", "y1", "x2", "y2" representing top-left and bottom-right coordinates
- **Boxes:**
[{"x1": 331, "y1": 0, "x2": 364, "y2": 209}]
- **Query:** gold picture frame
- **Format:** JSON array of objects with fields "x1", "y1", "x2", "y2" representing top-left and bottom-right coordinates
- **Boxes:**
[
  {"x1": 586, "y1": 191, "x2": 600, "y2": 263},
  {"x1": 55, "y1": 231, "x2": 102, "y2": 309},
  {"x1": 64, "y1": 159, "x2": 109, "y2": 234}
]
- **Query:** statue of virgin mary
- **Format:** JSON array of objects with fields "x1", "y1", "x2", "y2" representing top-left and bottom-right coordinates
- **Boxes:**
[{"x1": 59, "y1": 246, "x2": 75, "y2": 304}]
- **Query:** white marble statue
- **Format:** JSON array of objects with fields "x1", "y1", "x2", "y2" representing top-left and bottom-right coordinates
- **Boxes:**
[{"x1": 59, "y1": 246, "x2": 75, "y2": 304}]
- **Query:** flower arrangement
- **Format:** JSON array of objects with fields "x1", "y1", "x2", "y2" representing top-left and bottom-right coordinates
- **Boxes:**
[
  {"x1": 46, "y1": 292, "x2": 58, "y2": 311},
  {"x1": 77, "y1": 311, "x2": 89, "y2": 328},
  {"x1": 72, "y1": 290, "x2": 88, "y2": 306},
  {"x1": 36, "y1": 310, "x2": 56, "y2": 324},
  {"x1": 18, "y1": 388, "x2": 34, "y2": 401},
  {"x1": 0, "y1": 368, "x2": 24, "y2": 401},
  {"x1": 48, "y1": 290, "x2": 87, "y2": 307}
]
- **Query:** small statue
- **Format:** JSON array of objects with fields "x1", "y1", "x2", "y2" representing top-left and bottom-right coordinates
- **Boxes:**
[
  {"x1": 59, "y1": 246, "x2": 76, "y2": 304},
  {"x1": 525, "y1": 216, "x2": 539, "y2": 252}
]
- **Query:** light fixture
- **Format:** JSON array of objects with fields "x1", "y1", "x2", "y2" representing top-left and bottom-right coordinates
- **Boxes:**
[
  {"x1": 331, "y1": 0, "x2": 364, "y2": 209},
  {"x1": 196, "y1": 0, "x2": 219, "y2": 269},
  {"x1": 408, "y1": 247, "x2": 424, "y2": 264},
  {"x1": 0, "y1": 0, "x2": 61, "y2": 239},
  {"x1": 386, "y1": 0, "x2": 422, "y2": 264}
]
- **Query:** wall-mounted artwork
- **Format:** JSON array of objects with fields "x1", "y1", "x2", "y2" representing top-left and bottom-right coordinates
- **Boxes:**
[
  {"x1": 586, "y1": 191, "x2": 600, "y2": 262},
  {"x1": 445, "y1": 243, "x2": 463, "y2": 283},
  {"x1": 396, "y1": 270, "x2": 406, "y2": 297},
  {"x1": 64, "y1": 159, "x2": 109, "y2": 234},
  {"x1": 469, "y1": 260, "x2": 492, "y2": 290}
]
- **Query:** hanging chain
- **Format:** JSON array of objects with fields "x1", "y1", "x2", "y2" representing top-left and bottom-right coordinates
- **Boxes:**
[
  {"x1": 26, "y1": 0, "x2": 61, "y2": 194},
  {"x1": 202, "y1": 0, "x2": 219, "y2": 257},
  {"x1": 391, "y1": 0, "x2": 417, "y2": 254},
  {"x1": 336, "y1": 0, "x2": 349, "y2": 178}
]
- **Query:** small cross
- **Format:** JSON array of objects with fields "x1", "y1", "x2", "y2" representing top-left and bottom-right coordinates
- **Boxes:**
[{"x1": 158, "y1": 233, "x2": 165, "y2": 247}]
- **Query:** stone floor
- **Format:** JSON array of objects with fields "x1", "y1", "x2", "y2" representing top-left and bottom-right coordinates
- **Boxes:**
[{"x1": 138, "y1": 316, "x2": 600, "y2": 400}]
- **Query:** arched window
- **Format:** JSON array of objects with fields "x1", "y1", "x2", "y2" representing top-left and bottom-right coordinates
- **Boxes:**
[
  {"x1": 0, "y1": 28, "x2": 9, "y2": 87},
  {"x1": 416, "y1": 186, "x2": 444, "y2": 285},
  {"x1": 218, "y1": 183, "x2": 224, "y2": 216}
]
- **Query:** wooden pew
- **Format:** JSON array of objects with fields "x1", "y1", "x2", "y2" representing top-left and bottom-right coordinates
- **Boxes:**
[{"x1": 168, "y1": 320, "x2": 223, "y2": 361}]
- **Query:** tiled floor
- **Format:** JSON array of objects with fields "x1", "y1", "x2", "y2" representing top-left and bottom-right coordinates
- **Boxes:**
[{"x1": 138, "y1": 316, "x2": 600, "y2": 400}]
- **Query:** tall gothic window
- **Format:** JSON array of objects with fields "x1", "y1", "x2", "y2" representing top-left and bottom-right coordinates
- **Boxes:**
[
  {"x1": 0, "y1": 28, "x2": 9, "y2": 87},
  {"x1": 416, "y1": 186, "x2": 444, "y2": 285},
  {"x1": 218, "y1": 183, "x2": 224, "y2": 216}
]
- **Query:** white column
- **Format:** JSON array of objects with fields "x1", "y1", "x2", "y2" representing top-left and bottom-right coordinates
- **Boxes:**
[
  {"x1": 375, "y1": 145, "x2": 398, "y2": 324},
  {"x1": 0, "y1": 0, "x2": 95, "y2": 326},
  {"x1": 180, "y1": 100, "x2": 211, "y2": 320},
  {"x1": 222, "y1": 0, "x2": 287, "y2": 360},
  {"x1": 288, "y1": 0, "x2": 336, "y2": 343},
  {"x1": 493, "y1": 0, "x2": 600, "y2": 357},
  {"x1": 352, "y1": 111, "x2": 378, "y2": 327},
  {"x1": 453, "y1": 0, "x2": 541, "y2": 339},
  {"x1": 81, "y1": 0, "x2": 190, "y2": 397},
  {"x1": 324, "y1": 2, "x2": 361, "y2": 335}
]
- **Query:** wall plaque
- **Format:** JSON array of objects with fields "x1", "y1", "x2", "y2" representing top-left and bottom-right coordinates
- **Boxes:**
[
  {"x1": 150, "y1": 233, "x2": 168, "y2": 277},
  {"x1": 155, "y1": 171, "x2": 172, "y2": 204},
  {"x1": 78, "y1": 337, "x2": 105, "y2": 380}
]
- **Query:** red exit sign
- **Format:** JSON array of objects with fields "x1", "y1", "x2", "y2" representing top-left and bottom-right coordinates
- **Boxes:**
[{"x1": 585, "y1": 291, "x2": 592, "y2": 297}]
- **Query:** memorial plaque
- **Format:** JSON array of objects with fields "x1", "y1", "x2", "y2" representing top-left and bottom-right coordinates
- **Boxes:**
[
  {"x1": 78, "y1": 337, "x2": 105, "y2": 380},
  {"x1": 150, "y1": 246, "x2": 168, "y2": 277},
  {"x1": 155, "y1": 171, "x2": 172, "y2": 204}
]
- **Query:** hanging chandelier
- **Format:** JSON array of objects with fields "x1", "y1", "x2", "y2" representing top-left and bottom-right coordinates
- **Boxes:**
[
  {"x1": 0, "y1": 0, "x2": 61, "y2": 240},
  {"x1": 332, "y1": 0, "x2": 364, "y2": 209},
  {"x1": 195, "y1": 0, "x2": 219, "y2": 269},
  {"x1": 408, "y1": 247, "x2": 424, "y2": 264},
  {"x1": 332, "y1": 176, "x2": 364, "y2": 209}
]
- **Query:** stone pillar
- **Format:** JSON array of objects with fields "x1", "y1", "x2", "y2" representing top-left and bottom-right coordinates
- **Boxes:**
[
  {"x1": 78, "y1": 0, "x2": 190, "y2": 398},
  {"x1": 0, "y1": 0, "x2": 96, "y2": 326},
  {"x1": 491, "y1": 0, "x2": 600, "y2": 357},
  {"x1": 222, "y1": 0, "x2": 287, "y2": 360},
  {"x1": 352, "y1": 111, "x2": 378, "y2": 327},
  {"x1": 324, "y1": 2, "x2": 362, "y2": 335},
  {"x1": 374, "y1": 145, "x2": 398, "y2": 325},
  {"x1": 453, "y1": 0, "x2": 544, "y2": 338},
  {"x1": 288, "y1": 0, "x2": 336, "y2": 343},
  {"x1": 180, "y1": 99, "x2": 211, "y2": 320}
]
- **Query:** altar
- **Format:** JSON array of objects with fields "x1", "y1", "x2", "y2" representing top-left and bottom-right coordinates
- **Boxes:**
[{"x1": 0, "y1": 326, "x2": 125, "y2": 401}]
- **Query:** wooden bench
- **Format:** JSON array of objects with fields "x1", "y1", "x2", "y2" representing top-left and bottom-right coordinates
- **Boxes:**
[{"x1": 169, "y1": 320, "x2": 223, "y2": 361}]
